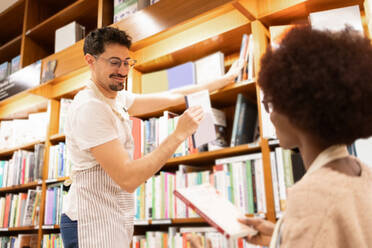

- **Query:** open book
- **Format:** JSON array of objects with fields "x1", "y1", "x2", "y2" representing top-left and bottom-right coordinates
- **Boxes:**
[{"x1": 174, "y1": 184, "x2": 258, "y2": 240}]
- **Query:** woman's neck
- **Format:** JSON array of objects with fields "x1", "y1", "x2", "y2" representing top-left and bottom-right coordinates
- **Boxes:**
[{"x1": 296, "y1": 135, "x2": 330, "y2": 170}]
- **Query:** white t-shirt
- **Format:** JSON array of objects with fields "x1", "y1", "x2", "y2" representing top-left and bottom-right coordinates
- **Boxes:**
[{"x1": 63, "y1": 83, "x2": 136, "y2": 220}]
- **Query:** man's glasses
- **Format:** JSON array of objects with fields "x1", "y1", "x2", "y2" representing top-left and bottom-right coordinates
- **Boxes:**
[
  {"x1": 95, "y1": 56, "x2": 136, "y2": 69},
  {"x1": 262, "y1": 99, "x2": 273, "y2": 113}
]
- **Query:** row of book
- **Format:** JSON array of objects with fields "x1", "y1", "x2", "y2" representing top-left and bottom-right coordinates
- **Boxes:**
[
  {"x1": 114, "y1": 0, "x2": 160, "y2": 24},
  {"x1": 133, "y1": 152, "x2": 268, "y2": 220},
  {"x1": 47, "y1": 142, "x2": 72, "y2": 180},
  {"x1": 44, "y1": 183, "x2": 67, "y2": 226},
  {"x1": 0, "y1": 189, "x2": 41, "y2": 228},
  {"x1": 0, "y1": 112, "x2": 48, "y2": 150},
  {"x1": 0, "y1": 56, "x2": 20, "y2": 81},
  {"x1": 133, "y1": 227, "x2": 265, "y2": 248},
  {"x1": 42, "y1": 234, "x2": 63, "y2": 248},
  {"x1": 0, "y1": 234, "x2": 37, "y2": 248},
  {"x1": 0, "y1": 145, "x2": 45, "y2": 188}
]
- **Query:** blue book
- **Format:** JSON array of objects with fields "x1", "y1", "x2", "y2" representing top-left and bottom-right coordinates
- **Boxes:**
[
  {"x1": 11, "y1": 55, "x2": 20, "y2": 74},
  {"x1": 167, "y1": 62, "x2": 196, "y2": 90}
]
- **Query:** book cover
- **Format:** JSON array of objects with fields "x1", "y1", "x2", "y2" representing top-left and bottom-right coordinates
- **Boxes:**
[
  {"x1": 185, "y1": 90, "x2": 216, "y2": 148},
  {"x1": 195, "y1": 52, "x2": 225, "y2": 85},
  {"x1": 309, "y1": 5, "x2": 364, "y2": 34},
  {"x1": 167, "y1": 62, "x2": 196, "y2": 90},
  {"x1": 141, "y1": 70, "x2": 168, "y2": 94},
  {"x1": 11, "y1": 55, "x2": 20, "y2": 74},
  {"x1": 174, "y1": 184, "x2": 257, "y2": 239}
]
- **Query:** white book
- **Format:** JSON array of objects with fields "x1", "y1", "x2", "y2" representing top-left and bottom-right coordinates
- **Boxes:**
[
  {"x1": 174, "y1": 184, "x2": 257, "y2": 240},
  {"x1": 275, "y1": 147, "x2": 287, "y2": 211},
  {"x1": 215, "y1": 153, "x2": 262, "y2": 165},
  {"x1": 185, "y1": 90, "x2": 216, "y2": 148},
  {"x1": 270, "y1": 152, "x2": 281, "y2": 215},
  {"x1": 309, "y1": 5, "x2": 364, "y2": 35},
  {"x1": 55, "y1": 21, "x2": 85, "y2": 53},
  {"x1": 355, "y1": 137, "x2": 372, "y2": 167},
  {"x1": 260, "y1": 90, "x2": 276, "y2": 139},
  {"x1": 195, "y1": 52, "x2": 225, "y2": 85}
]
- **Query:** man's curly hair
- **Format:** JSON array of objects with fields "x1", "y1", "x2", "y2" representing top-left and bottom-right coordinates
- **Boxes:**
[
  {"x1": 83, "y1": 27, "x2": 132, "y2": 56},
  {"x1": 258, "y1": 26, "x2": 372, "y2": 145}
]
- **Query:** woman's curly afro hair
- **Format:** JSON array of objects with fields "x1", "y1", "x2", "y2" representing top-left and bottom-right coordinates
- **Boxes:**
[{"x1": 258, "y1": 26, "x2": 372, "y2": 145}]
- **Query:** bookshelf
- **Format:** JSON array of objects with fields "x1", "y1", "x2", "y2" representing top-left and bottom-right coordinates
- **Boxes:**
[{"x1": 0, "y1": 0, "x2": 369, "y2": 247}]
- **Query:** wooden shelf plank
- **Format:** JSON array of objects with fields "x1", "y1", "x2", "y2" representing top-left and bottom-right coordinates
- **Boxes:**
[
  {"x1": 45, "y1": 177, "x2": 69, "y2": 184},
  {"x1": 0, "y1": 226, "x2": 37, "y2": 232},
  {"x1": 0, "y1": 181, "x2": 42, "y2": 194},
  {"x1": 26, "y1": 0, "x2": 98, "y2": 49},
  {"x1": 113, "y1": 0, "x2": 236, "y2": 50},
  {"x1": 49, "y1": 133, "x2": 66, "y2": 143},
  {"x1": 134, "y1": 8, "x2": 250, "y2": 73},
  {"x1": 136, "y1": 80, "x2": 256, "y2": 119},
  {"x1": 0, "y1": 0, "x2": 25, "y2": 43},
  {"x1": 165, "y1": 143, "x2": 260, "y2": 167},
  {"x1": 172, "y1": 218, "x2": 205, "y2": 224},
  {"x1": 0, "y1": 35, "x2": 22, "y2": 64},
  {"x1": 0, "y1": 140, "x2": 44, "y2": 157}
]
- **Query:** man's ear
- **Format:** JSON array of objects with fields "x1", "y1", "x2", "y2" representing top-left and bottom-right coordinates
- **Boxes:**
[{"x1": 85, "y1": 54, "x2": 96, "y2": 67}]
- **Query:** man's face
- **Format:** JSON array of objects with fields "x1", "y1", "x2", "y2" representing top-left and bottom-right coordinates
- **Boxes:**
[{"x1": 92, "y1": 43, "x2": 131, "y2": 92}]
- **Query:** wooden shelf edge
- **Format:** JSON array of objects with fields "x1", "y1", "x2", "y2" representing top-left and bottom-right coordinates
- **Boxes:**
[
  {"x1": 0, "y1": 181, "x2": 42, "y2": 193},
  {"x1": 0, "y1": 140, "x2": 44, "y2": 157},
  {"x1": 165, "y1": 143, "x2": 261, "y2": 166},
  {"x1": 49, "y1": 133, "x2": 66, "y2": 142},
  {"x1": 0, "y1": 35, "x2": 22, "y2": 52},
  {"x1": 45, "y1": 177, "x2": 69, "y2": 184},
  {"x1": 0, "y1": 226, "x2": 36, "y2": 232},
  {"x1": 0, "y1": 0, "x2": 25, "y2": 20}
]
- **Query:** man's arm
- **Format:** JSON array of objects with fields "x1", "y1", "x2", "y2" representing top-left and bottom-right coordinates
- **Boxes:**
[
  {"x1": 91, "y1": 106, "x2": 203, "y2": 193},
  {"x1": 127, "y1": 60, "x2": 242, "y2": 116}
]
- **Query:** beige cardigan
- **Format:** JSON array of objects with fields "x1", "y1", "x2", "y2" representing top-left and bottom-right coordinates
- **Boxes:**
[{"x1": 280, "y1": 158, "x2": 372, "y2": 247}]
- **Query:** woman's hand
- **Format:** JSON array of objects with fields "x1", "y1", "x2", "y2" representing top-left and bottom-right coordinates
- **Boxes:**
[
  {"x1": 223, "y1": 59, "x2": 245, "y2": 85},
  {"x1": 238, "y1": 217, "x2": 275, "y2": 246}
]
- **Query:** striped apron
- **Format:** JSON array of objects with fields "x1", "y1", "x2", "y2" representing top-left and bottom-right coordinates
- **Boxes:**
[{"x1": 73, "y1": 96, "x2": 135, "y2": 248}]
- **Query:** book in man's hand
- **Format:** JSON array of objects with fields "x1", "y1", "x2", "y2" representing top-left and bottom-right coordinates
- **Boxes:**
[
  {"x1": 174, "y1": 184, "x2": 258, "y2": 240},
  {"x1": 185, "y1": 90, "x2": 216, "y2": 148}
]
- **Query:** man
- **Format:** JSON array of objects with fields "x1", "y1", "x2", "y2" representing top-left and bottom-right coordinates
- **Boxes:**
[{"x1": 60, "y1": 27, "x2": 241, "y2": 248}]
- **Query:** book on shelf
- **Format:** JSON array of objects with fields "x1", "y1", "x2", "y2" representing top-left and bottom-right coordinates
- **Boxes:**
[
  {"x1": 55, "y1": 21, "x2": 85, "y2": 53},
  {"x1": 309, "y1": 5, "x2": 363, "y2": 35},
  {"x1": 59, "y1": 98, "x2": 73, "y2": 134},
  {"x1": 0, "y1": 62, "x2": 10, "y2": 81},
  {"x1": 11, "y1": 55, "x2": 21, "y2": 75},
  {"x1": 185, "y1": 90, "x2": 216, "y2": 148},
  {"x1": 208, "y1": 108, "x2": 228, "y2": 151},
  {"x1": 2, "y1": 60, "x2": 41, "y2": 101},
  {"x1": 230, "y1": 93, "x2": 258, "y2": 147},
  {"x1": 259, "y1": 90, "x2": 276, "y2": 140},
  {"x1": 42, "y1": 233, "x2": 63, "y2": 248},
  {"x1": 355, "y1": 137, "x2": 372, "y2": 167},
  {"x1": 114, "y1": 0, "x2": 150, "y2": 23},
  {"x1": 195, "y1": 52, "x2": 225, "y2": 85},
  {"x1": 167, "y1": 62, "x2": 196, "y2": 90},
  {"x1": 269, "y1": 24, "x2": 296, "y2": 49},
  {"x1": 174, "y1": 183, "x2": 257, "y2": 241},
  {"x1": 141, "y1": 70, "x2": 168, "y2": 94}
]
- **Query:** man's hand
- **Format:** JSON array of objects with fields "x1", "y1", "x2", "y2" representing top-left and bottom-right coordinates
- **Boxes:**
[
  {"x1": 238, "y1": 217, "x2": 275, "y2": 246},
  {"x1": 174, "y1": 106, "x2": 204, "y2": 141}
]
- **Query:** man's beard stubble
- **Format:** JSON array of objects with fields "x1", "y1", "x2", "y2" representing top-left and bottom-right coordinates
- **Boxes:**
[{"x1": 109, "y1": 73, "x2": 127, "y2": 91}]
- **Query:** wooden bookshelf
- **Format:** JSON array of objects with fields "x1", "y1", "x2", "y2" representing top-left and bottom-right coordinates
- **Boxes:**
[
  {"x1": 26, "y1": 0, "x2": 98, "y2": 49},
  {"x1": 0, "y1": 0, "x2": 25, "y2": 45},
  {"x1": 0, "y1": 140, "x2": 44, "y2": 158},
  {"x1": 0, "y1": 35, "x2": 22, "y2": 64},
  {"x1": 0, "y1": 181, "x2": 42, "y2": 194}
]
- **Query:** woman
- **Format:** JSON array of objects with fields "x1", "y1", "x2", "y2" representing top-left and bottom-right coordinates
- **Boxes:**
[{"x1": 189, "y1": 26, "x2": 372, "y2": 247}]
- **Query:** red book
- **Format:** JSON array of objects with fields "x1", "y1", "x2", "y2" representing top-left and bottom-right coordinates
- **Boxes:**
[{"x1": 130, "y1": 117, "x2": 142, "y2": 160}]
